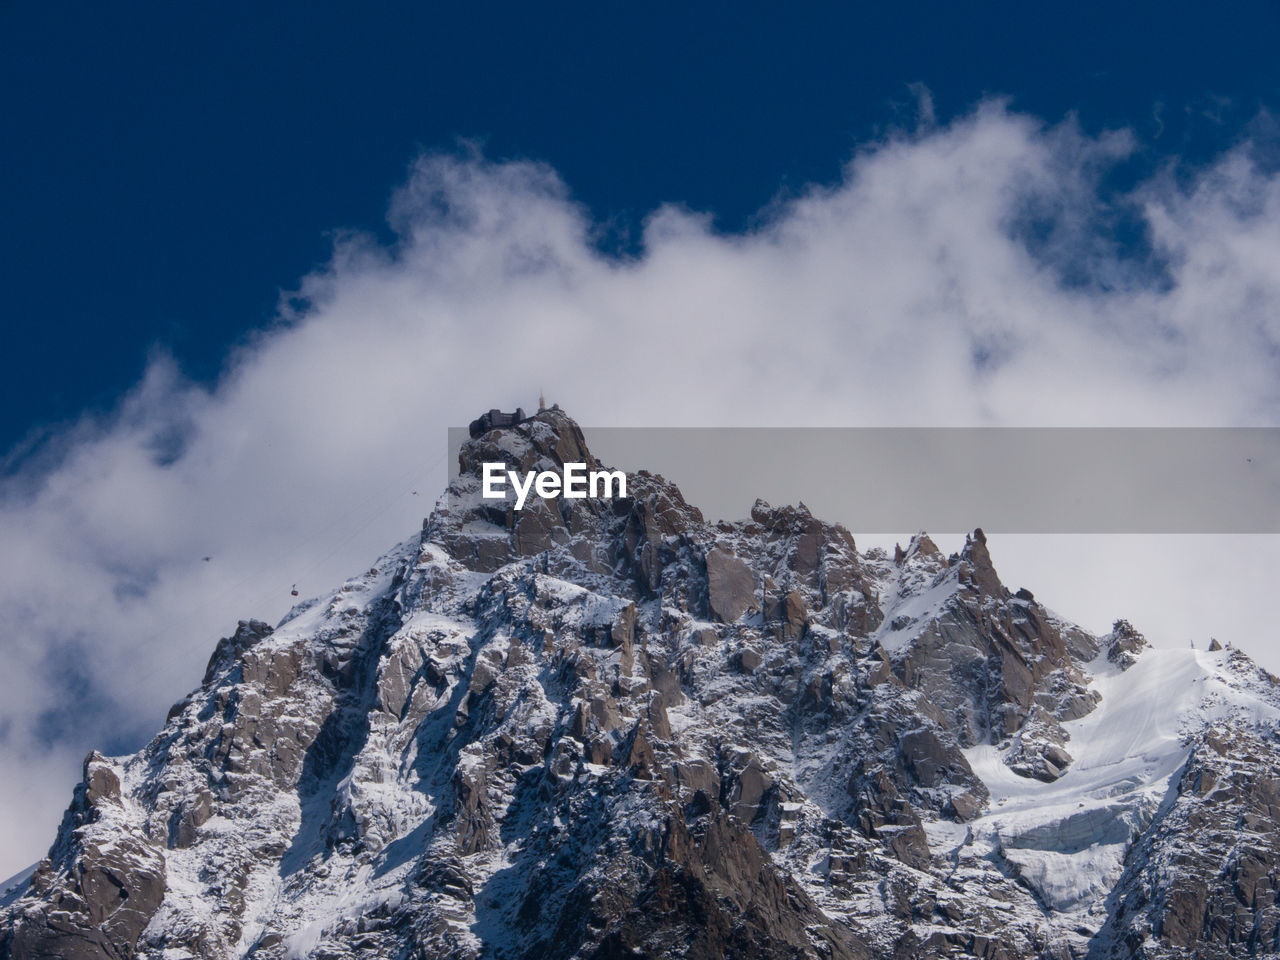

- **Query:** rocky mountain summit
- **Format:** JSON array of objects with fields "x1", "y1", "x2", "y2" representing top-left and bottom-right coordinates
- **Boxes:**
[{"x1": 4, "y1": 408, "x2": 1279, "y2": 960}]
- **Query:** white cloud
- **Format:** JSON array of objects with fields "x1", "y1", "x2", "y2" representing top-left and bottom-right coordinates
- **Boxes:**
[{"x1": 2, "y1": 101, "x2": 1280, "y2": 876}]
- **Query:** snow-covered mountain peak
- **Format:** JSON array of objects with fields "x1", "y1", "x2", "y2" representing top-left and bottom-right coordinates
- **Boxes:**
[{"x1": 4, "y1": 409, "x2": 1278, "y2": 960}]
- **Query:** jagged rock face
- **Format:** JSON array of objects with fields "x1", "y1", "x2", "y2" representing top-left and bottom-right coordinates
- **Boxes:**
[
  {"x1": 884, "y1": 531, "x2": 1099, "y2": 768},
  {"x1": 3, "y1": 409, "x2": 1279, "y2": 960},
  {"x1": 3, "y1": 753, "x2": 167, "y2": 960},
  {"x1": 1105, "y1": 619, "x2": 1149, "y2": 671},
  {"x1": 1095, "y1": 657, "x2": 1280, "y2": 960}
]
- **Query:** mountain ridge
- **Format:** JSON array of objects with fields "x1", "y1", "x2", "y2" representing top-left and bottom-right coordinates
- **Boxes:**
[{"x1": 3, "y1": 407, "x2": 1278, "y2": 960}]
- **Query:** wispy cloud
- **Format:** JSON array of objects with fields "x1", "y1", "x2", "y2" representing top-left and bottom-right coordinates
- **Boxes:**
[{"x1": 2, "y1": 101, "x2": 1279, "y2": 875}]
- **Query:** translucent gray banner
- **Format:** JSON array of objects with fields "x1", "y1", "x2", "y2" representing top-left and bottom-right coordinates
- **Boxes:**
[{"x1": 448, "y1": 427, "x2": 1280, "y2": 533}]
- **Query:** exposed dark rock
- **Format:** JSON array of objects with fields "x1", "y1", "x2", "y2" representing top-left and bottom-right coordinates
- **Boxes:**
[
  {"x1": 4, "y1": 754, "x2": 166, "y2": 960},
  {"x1": 1091, "y1": 723, "x2": 1280, "y2": 958},
  {"x1": 202, "y1": 618, "x2": 274, "y2": 685},
  {"x1": 705, "y1": 547, "x2": 759, "y2": 623},
  {"x1": 1106, "y1": 619, "x2": 1148, "y2": 670}
]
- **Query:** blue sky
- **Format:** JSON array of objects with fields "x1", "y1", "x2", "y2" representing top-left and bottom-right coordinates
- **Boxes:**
[
  {"x1": 3, "y1": 1, "x2": 1279, "y2": 457},
  {"x1": 4, "y1": 2, "x2": 1280, "y2": 877}
]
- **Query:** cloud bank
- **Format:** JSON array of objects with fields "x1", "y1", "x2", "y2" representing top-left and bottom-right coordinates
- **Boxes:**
[{"x1": 3, "y1": 101, "x2": 1280, "y2": 876}]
